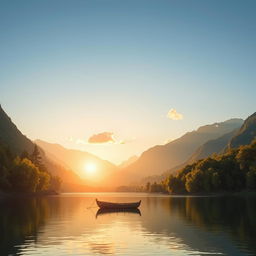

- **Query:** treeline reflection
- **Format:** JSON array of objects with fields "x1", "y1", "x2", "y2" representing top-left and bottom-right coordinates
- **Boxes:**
[
  {"x1": 0, "y1": 198, "x2": 50, "y2": 255},
  {"x1": 170, "y1": 196, "x2": 256, "y2": 241}
]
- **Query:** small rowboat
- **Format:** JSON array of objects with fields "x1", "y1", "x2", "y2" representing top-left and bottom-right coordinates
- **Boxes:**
[{"x1": 96, "y1": 199, "x2": 141, "y2": 209}]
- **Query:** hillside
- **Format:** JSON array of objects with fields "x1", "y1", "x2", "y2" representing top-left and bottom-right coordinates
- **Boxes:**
[
  {"x1": 228, "y1": 112, "x2": 256, "y2": 149},
  {"x1": 115, "y1": 118, "x2": 243, "y2": 184},
  {"x1": 186, "y1": 129, "x2": 239, "y2": 164},
  {"x1": 0, "y1": 105, "x2": 34, "y2": 154},
  {"x1": 35, "y1": 140, "x2": 118, "y2": 185},
  {"x1": 157, "y1": 128, "x2": 240, "y2": 181},
  {"x1": 0, "y1": 105, "x2": 83, "y2": 188},
  {"x1": 119, "y1": 155, "x2": 138, "y2": 169}
]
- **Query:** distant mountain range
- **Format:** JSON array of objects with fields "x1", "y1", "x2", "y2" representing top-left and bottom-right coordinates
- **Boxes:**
[
  {"x1": 1, "y1": 103, "x2": 255, "y2": 190},
  {"x1": 112, "y1": 118, "x2": 243, "y2": 184},
  {"x1": 143, "y1": 113, "x2": 256, "y2": 185}
]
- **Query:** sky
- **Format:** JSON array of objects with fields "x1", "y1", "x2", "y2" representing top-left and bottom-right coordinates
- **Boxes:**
[{"x1": 0, "y1": 0, "x2": 256, "y2": 165}]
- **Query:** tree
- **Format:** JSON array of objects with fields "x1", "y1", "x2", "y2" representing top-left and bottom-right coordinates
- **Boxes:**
[
  {"x1": 236, "y1": 140, "x2": 256, "y2": 171},
  {"x1": 167, "y1": 175, "x2": 185, "y2": 193},
  {"x1": 211, "y1": 171, "x2": 221, "y2": 190},
  {"x1": 149, "y1": 182, "x2": 165, "y2": 193},
  {"x1": 37, "y1": 171, "x2": 50, "y2": 191},
  {"x1": 185, "y1": 169, "x2": 204, "y2": 193},
  {"x1": 9, "y1": 158, "x2": 40, "y2": 193},
  {"x1": 146, "y1": 182, "x2": 151, "y2": 192},
  {"x1": 0, "y1": 145, "x2": 11, "y2": 190},
  {"x1": 49, "y1": 176, "x2": 62, "y2": 192},
  {"x1": 30, "y1": 145, "x2": 46, "y2": 171},
  {"x1": 0, "y1": 166, "x2": 10, "y2": 190},
  {"x1": 246, "y1": 168, "x2": 256, "y2": 190},
  {"x1": 20, "y1": 150, "x2": 29, "y2": 160}
]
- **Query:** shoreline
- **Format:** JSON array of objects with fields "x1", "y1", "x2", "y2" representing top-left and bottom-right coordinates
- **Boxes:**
[
  {"x1": 1, "y1": 190, "x2": 256, "y2": 199},
  {"x1": 153, "y1": 190, "x2": 256, "y2": 197}
]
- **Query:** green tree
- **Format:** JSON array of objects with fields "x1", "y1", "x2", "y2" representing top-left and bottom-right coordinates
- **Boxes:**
[
  {"x1": 37, "y1": 171, "x2": 50, "y2": 191},
  {"x1": 236, "y1": 140, "x2": 256, "y2": 171},
  {"x1": 30, "y1": 145, "x2": 46, "y2": 171},
  {"x1": 0, "y1": 145, "x2": 11, "y2": 190},
  {"x1": 211, "y1": 171, "x2": 221, "y2": 190},
  {"x1": 185, "y1": 169, "x2": 204, "y2": 193},
  {"x1": 9, "y1": 158, "x2": 40, "y2": 193},
  {"x1": 246, "y1": 167, "x2": 256, "y2": 190},
  {"x1": 0, "y1": 166, "x2": 10, "y2": 190},
  {"x1": 167, "y1": 174, "x2": 185, "y2": 193}
]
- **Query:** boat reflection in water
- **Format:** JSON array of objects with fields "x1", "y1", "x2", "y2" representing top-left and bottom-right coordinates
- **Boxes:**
[{"x1": 96, "y1": 208, "x2": 141, "y2": 219}]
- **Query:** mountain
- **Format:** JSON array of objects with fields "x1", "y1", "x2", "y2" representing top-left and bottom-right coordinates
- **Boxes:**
[
  {"x1": 146, "y1": 113, "x2": 256, "y2": 184},
  {"x1": 0, "y1": 105, "x2": 34, "y2": 154},
  {"x1": 186, "y1": 129, "x2": 239, "y2": 164},
  {"x1": 114, "y1": 118, "x2": 243, "y2": 184},
  {"x1": 0, "y1": 104, "x2": 83, "y2": 188},
  {"x1": 158, "y1": 128, "x2": 240, "y2": 180},
  {"x1": 228, "y1": 112, "x2": 256, "y2": 149},
  {"x1": 35, "y1": 140, "x2": 118, "y2": 185},
  {"x1": 119, "y1": 155, "x2": 138, "y2": 169}
]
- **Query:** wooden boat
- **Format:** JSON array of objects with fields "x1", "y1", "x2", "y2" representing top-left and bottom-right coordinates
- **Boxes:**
[
  {"x1": 96, "y1": 208, "x2": 141, "y2": 218},
  {"x1": 96, "y1": 199, "x2": 141, "y2": 209}
]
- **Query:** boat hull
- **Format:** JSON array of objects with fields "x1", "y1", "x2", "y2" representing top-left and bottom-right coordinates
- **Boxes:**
[{"x1": 96, "y1": 199, "x2": 141, "y2": 209}]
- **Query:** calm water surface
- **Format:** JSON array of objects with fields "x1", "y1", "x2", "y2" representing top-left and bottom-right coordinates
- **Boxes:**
[{"x1": 1, "y1": 193, "x2": 256, "y2": 256}]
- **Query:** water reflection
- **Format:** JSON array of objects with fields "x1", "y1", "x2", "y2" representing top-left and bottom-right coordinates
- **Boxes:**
[
  {"x1": 96, "y1": 208, "x2": 141, "y2": 219},
  {"x1": 89, "y1": 242, "x2": 116, "y2": 255},
  {"x1": 172, "y1": 196, "x2": 256, "y2": 254},
  {"x1": 0, "y1": 194, "x2": 256, "y2": 256},
  {"x1": 0, "y1": 197, "x2": 50, "y2": 256}
]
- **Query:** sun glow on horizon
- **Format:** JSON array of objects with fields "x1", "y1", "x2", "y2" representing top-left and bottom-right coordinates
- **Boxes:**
[{"x1": 84, "y1": 162, "x2": 97, "y2": 175}]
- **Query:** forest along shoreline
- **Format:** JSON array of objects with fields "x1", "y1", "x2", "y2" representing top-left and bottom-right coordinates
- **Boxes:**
[{"x1": 0, "y1": 144, "x2": 62, "y2": 198}]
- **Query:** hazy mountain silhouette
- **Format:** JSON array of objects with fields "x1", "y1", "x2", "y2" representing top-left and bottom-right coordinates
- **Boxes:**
[
  {"x1": 118, "y1": 155, "x2": 138, "y2": 169},
  {"x1": 114, "y1": 119, "x2": 243, "y2": 184},
  {"x1": 35, "y1": 140, "x2": 118, "y2": 185}
]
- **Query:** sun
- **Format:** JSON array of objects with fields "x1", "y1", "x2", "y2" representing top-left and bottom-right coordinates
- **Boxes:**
[{"x1": 84, "y1": 163, "x2": 97, "y2": 175}]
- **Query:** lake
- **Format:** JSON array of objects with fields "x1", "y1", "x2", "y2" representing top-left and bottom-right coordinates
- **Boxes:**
[{"x1": 1, "y1": 193, "x2": 256, "y2": 256}]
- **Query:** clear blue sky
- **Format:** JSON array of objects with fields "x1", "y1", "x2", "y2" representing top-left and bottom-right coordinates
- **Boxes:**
[{"x1": 1, "y1": 0, "x2": 255, "y2": 164}]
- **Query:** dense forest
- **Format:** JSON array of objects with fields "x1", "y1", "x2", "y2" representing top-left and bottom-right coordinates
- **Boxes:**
[
  {"x1": 146, "y1": 139, "x2": 256, "y2": 194},
  {"x1": 0, "y1": 144, "x2": 61, "y2": 194}
]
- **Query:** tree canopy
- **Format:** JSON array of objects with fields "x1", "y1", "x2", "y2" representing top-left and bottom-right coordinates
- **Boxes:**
[
  {"x1": 163, "y1": 139, "x2": 256, "y2": 194},
  {"x1": 0, "y1": 143, "x2": 61, "y2": 193}
]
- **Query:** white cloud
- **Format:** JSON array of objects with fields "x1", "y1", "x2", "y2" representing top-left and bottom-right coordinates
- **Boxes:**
[{"x1": 167, "y1": 108, "x2": 183, "y2": 120}]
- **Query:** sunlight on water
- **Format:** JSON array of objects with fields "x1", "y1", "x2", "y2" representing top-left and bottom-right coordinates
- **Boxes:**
[{"x1": 1, "y1": 193, "x2": 256, "y2": 256}]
